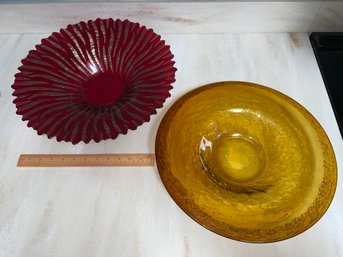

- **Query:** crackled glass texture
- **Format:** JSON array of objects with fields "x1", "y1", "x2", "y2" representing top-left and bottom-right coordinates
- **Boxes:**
[{"x1": 156, "y1": 81, "x2": 337, "y2": 243}]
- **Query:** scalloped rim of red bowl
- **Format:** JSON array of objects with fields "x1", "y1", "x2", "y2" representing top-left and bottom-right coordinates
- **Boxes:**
[{"x1": 12, "y1": 18, "x2": 177, "y2": 144}]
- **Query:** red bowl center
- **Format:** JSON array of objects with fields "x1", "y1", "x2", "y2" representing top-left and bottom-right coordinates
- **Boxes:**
[{"x1": 81, "y1": 73, "x2": 124, "y2": 106}]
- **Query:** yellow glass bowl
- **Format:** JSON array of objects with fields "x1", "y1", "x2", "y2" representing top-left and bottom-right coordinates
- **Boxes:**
[{"x1": 155, "y1": 81, "x2": 337, "y2": 243}]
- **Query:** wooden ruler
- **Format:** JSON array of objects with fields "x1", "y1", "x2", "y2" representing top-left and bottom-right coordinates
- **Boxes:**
[{"x1": 17, "y1": 154, "x2": 155, "y2": 167}]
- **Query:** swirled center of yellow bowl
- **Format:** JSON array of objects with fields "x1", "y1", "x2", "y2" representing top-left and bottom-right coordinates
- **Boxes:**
[{"x1": 212, "y1": 134, "x2": 265, "y2": 182}]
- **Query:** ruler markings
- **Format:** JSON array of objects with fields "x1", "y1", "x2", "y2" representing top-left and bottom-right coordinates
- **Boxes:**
[{"x1": 17, "y1": 154, "x2": 155, "y2": 167}]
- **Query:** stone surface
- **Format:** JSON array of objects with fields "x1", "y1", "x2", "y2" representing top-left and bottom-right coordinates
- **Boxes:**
[
  {"x1": 0, "y1": 32, "x2": 343, "y2": 257},
  {"x1": 310, "y1": 1, "x2": 343, "y2": 32},
  {"x1": 0, "y1": 2, "x2": 322, "y2": 33}
]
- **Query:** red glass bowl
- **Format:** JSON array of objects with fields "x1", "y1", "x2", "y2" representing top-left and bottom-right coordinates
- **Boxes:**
[{"x1": 12, "y1": 18, "x2": 176, "y2": 144}]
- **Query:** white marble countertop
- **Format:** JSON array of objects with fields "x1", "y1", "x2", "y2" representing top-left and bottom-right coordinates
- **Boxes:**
[{"x1": 1, "y1": 32, "x2": 343, "y2": 256}]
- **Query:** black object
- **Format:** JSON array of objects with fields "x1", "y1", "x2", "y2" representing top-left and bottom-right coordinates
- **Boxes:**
[{"x1": 310, "y1": 32, "x2": 343, "y2": 139}]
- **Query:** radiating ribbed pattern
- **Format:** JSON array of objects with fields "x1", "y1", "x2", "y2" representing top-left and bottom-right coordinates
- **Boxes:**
[{"x1": 12, "y1": 18, "x2": 176, "y2": 144}]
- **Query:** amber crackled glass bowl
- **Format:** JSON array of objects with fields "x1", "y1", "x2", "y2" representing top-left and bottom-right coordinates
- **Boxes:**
[
  {"x1": 12, "y1": 18, "x2": 176, "y2": 144},
  {"x1": 155, "y1": 81, "x2": 337, "y2": 243}
]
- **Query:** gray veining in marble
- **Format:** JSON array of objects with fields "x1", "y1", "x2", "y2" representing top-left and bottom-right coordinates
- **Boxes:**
[
  {"x1": 0, "y1": 32, "x2": 343, "y2": 257},
  {"x1": 310, "y1": 1, "x2": 343, "y2": 32},
  {"x1": 0, "y1": 2, "x2": 322, "y2": 33},
  {"x1": 1, "y1": 2, "x2": 343, "y2": 33}
]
